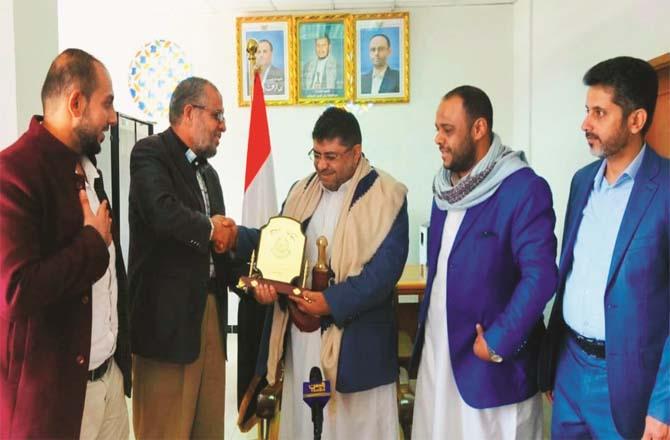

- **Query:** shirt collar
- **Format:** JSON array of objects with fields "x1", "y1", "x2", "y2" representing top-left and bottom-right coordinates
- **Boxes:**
[
  {"x1": 185, "y1": 148, "x2": 198, "y2": 164},
  {"x1": 80, "y1": 155, "x2": 100, "y2": 182},
  {"x1": 373, "y1": 66, "x2": 388, "y2": 79},
  {"x1": 593, "y1": 144, "x2": 647, "y2": 190},
  {"x1": 321, "y1": 176, "x2": 352, "y2": 195}
]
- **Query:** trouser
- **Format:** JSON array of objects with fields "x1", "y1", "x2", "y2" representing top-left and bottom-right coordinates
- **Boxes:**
[
  {"x1": 133, "y1": 294, "x2": 226, "y2": 439},
  {"x1": 80, "y1": 358, "x2": 129, "y2": 440}
]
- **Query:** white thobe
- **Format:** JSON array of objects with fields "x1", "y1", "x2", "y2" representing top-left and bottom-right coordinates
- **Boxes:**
[
  {"x1": 279, "y1": 180, "x2": 398, "y2": 440},
  {"x1": 412, "y1": 209, "x2": 542, "y2": 440}
]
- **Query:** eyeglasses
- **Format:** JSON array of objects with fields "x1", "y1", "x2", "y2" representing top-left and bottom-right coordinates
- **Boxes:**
[
  {"x1": 192, "y1": 104, "x2": 226, "y2": 123},
  {"x1": 307, "y1": 148, "x2": 354, "y2": 163}
]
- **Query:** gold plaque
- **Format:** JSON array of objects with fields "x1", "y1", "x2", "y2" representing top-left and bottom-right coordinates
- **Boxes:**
[
  {"x1": 256, "y1": 216, "x2": 305, "y2": 284},
  {"x1": 237, "y1": 216, "x2": 329, "y2": 333},
  {"x1": 237, "y1": 216, "x2": 309, "y2": 296}
]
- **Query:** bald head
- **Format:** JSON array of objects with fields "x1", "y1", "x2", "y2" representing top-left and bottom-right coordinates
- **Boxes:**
[
  {"x1": 41, "y1": 48, "x2": 104, "y2": 112},
  {"x1": 38, "y1": 49, "x2": 117, "y2": 156}
]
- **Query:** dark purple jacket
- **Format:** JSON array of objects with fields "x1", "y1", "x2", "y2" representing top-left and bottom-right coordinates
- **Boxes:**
[{"x1": 0, "y1": 117, "x2": 131, "y2": 439}]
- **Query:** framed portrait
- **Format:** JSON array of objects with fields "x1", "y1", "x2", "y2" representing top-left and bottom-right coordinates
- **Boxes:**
[
  {"x1": 237, "y1": 16, "x2": 294, "y2": 106},
  {"x1": 353, "y1": 12, "x2": 409, "y2": 103},
  {"x1": 295, "y1": 15, "x2": 352, "y2": 104}
]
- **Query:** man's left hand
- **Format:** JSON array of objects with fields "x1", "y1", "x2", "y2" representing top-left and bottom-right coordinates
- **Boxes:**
[
  {"x1": 642, "y1": 415, "x2": 670, "y2": 440},
  {"x1": 473, "y1": 323, "x2": 492, "y2": 362},
  {"x1": 288, "y1": 289, "x2": 331, "y2": 316}
]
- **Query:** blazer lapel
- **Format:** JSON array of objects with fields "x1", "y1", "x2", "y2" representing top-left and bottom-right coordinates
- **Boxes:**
[
  {"x1": 420, "y1": 202, "x2": 446, "y2": 324},
  {"x1": 427, "y1": 203, "x2": 447, "y2": 273},
  {"x1": 558, "y1": 165, "x2": 599, "y2": 281},
  {"x1": 450, "y1": 196, "x2": 494, "y2": 255},
  {"x1": 605, "y1": 149, "x2": 659, "y2": 292},
  {"x1": 201, "y1": 163, "x2": 225, "y2": 215},
  {"x1": 164, "y1": 131, "x2": 206, "y2": 212},
  {"x1": 380, "y1": 69, "x2": 391, "y2": 92}
]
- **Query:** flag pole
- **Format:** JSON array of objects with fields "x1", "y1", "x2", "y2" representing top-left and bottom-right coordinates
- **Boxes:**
[{"x1": 246, "y1": 39, "x2": 259, "y2": 100}]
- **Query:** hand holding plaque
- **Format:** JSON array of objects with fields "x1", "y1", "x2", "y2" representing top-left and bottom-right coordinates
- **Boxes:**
[{"x1": 236, "y1": 216, "x2": 330, "y2": 332}]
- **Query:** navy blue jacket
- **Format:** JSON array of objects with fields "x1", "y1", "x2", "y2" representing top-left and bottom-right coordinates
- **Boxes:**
[
  {"x1": 361, "y1": 67, "x2": 400, "y2": 94},
  {"x1": 237, "y1": 173, "x2": 409, "y2": 393}
]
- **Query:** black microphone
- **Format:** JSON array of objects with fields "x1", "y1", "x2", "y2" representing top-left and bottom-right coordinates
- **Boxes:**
[{"x1": 303, "y1": 366, "x2": 331, "y2": 440}]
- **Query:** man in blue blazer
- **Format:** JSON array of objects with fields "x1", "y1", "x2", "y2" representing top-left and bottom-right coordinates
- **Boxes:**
[
  {"x1": 411, "y1": 85, "x2": 558, "y2": 438},
  {"x1": 539, "y1": 56, "x2": 669, "y2": 439}
]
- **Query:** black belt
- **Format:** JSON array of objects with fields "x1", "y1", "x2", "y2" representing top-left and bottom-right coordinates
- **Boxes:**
[
  {"x1": 89, "y1": 357, "x2": 111, "y2": 381},
  {"x1": 568, "y1": 327, "x2": 606, "y2": 359}
]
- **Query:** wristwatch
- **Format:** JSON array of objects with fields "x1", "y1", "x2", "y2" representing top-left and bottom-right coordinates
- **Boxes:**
[{"x1": 488, "y1": 346, "x2": 503, "y2": 363}]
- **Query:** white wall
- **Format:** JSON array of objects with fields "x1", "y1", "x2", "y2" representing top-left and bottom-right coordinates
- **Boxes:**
[
  {"x1": 13, "y1": 0, "x2": 59, "y2": 135},
  {"x1": 0, "y1": 0, "x2": 18, "y2": 148},
  {"x1": 515, "y1": 0, "x2": 670, "y2": 245},
  {"x1": 57, "y1": 0, "x2": 515, "y2": 266}
]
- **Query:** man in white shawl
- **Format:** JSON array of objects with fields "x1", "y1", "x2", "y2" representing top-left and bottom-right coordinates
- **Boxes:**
[
  {"x1": 411, "y1": 86, "x2": 558, "y2": 439},
  {"x1": 235, "y1": 107, "x2": 408, "y2": 440}
]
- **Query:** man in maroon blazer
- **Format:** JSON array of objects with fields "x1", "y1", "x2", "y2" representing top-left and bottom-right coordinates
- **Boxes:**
[{"x1": 0, "y1": 49, "x2": 131, "y2": 439}]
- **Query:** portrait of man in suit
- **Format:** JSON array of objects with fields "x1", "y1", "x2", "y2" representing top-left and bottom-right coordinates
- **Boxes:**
[
  {"x1": 239, "y1": 20, "x2": 291, "y2": 104},
  {"x1": 256, "y1": 39, "x2": 285, "y2": 96},
  {"x1": 360, "y1": 33, "x2": 400, "y2": 95}
]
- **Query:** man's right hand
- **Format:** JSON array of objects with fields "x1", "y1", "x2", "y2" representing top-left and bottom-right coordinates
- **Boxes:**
[
  {"x1": 211, "y1": 215, "x2": 237, "y2": 253},
  {"x1": 80, "y1": 189, "x2": 112, "y2": 246}
]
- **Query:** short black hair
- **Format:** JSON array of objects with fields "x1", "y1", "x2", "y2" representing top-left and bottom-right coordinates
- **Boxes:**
[
  {"x1": 41, "y1": 48, "x2": 102, "y2": 107},
  {"x1": 169, "y1": 77, "x2": 217, "y2": 125},
  {"x1": 259, "y1": 39, "x2": 273, "y2": 52},
  {"x1": 316, "y1": 35, "x2": 331, "y2": 45},
  {"x1": 370, "y1": 33, "x2": 391, "y2": 48},
  {"x1": 443, "y1": 85, "x2": 493, "y2": 135},
  {"x1": 583, "y1": 56, "x2": 658, "y2": 136},
  {"x1": 312, "y1": 107, "x2": 361, "y2": 148}
]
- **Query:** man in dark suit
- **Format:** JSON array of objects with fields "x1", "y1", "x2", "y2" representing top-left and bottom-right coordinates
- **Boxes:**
[
  {"x1": 0, "y1": 48, "x2": 131, "y2": 439},
  {"x1": 128, "y1": 77, "x2": 237, "y2": 438},
  {"x1": 360, "y1": 34, "x2": 400, "y2": 95},
  {"x1": 540, "y1": 56, "x2": 669, "y2": 439}
]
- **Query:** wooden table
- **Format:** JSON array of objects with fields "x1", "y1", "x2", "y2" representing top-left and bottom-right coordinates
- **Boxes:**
[{"x1": 395, "y1": 264, "x2": 427, "y2": 368}]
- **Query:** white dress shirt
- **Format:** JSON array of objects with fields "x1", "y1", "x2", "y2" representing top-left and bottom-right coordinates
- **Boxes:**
[
  {"x1": 80, "y1": 156, "x2": 118, "y2": 370},
  {"x1": 370, "y1": 66, "x2": 388, "y2": 95}
]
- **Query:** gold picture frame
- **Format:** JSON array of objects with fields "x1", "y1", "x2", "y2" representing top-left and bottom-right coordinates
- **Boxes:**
[
  {"x1": 236, "y1": 16, "x2": 296, "y2": 106},
  {"x1": 294, "y1": 14, "x2": 353, "y2": 105},
  {"x1": 353, "y1": 12, "x2": 410, "y2": 104}
]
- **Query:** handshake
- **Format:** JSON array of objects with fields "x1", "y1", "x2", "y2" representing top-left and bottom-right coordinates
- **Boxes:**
[{"x1": 211, "y1": 215, "x2": 238, "y2": 253}]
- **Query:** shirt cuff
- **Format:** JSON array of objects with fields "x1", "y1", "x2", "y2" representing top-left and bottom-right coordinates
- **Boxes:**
[{"x1": 209, "y1": 218, "x2": 214, "y2": 240}]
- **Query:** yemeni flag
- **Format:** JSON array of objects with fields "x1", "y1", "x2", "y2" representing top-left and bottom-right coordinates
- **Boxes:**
[
  {"x1": 242, "y1": 74, "x2": 277, "y2": 226},
  {"x1": 237, "y1": 72, "x2": 277, "y2": 431}
]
